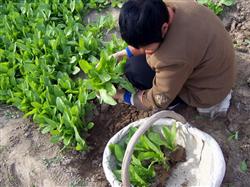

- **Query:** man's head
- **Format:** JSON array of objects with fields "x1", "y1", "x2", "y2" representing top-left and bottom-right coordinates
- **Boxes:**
[{"x1": 119, "y1": 0, "x2": 169, "y2": 54}]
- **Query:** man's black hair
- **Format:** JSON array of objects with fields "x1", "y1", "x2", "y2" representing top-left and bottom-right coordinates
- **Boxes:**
[{"x1": 119, "y1": 0, "x2": 169, "y2": 48}]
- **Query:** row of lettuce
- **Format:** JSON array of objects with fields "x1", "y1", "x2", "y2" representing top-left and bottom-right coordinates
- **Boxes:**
[{"x1": 0, "y1": 0, "x2": 132, "y2": 151}]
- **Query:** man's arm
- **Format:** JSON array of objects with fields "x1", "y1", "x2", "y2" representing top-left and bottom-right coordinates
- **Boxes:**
[
  {"x1": 133, "y1": 60, "x2": 193, "y2": 110},
  {"x1": 112, "y1": 46, "x2": 145, "y2": 61}
]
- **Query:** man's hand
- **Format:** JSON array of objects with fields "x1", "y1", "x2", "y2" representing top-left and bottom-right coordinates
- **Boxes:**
[
  {"x1": 113, "y1": 89, "x2": 125, "y2": 103},
  {"x1": 113, "y1": 89, "x2": 147, "y2": 109},
  {"x1": 111, "y1": 50, "x2": 126, "y2": 62},
  {"x1": 111, "y1": 46, "x2": 145, "y2": 62}
]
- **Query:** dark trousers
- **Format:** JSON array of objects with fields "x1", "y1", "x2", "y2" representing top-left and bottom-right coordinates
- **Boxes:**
[{"x1": 125, "y1": 55, "x2": 185, "y2": 108}]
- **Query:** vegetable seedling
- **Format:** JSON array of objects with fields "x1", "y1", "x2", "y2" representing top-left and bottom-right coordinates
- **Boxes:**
[
  {"x1": 240, "y1": 160, "x2": 248, "y2": 173},
  {"x1": 109, "y1": 123, "x2": 184, "y2": 186}
]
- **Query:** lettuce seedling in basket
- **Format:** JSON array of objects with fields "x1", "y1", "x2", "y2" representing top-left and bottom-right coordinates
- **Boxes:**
[{"x1": 109, "y1": 123, "x2": 184, "y2": 186}]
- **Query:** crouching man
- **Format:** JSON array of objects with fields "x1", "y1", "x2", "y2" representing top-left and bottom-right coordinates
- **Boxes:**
[{"x1": 113, "y1": 0, "x2": 236, "y2": 118}]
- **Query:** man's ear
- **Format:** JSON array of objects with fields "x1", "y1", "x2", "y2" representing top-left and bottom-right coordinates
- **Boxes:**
[{"x1": 161, "y1": 22, "x2": 169, "y2": 38}]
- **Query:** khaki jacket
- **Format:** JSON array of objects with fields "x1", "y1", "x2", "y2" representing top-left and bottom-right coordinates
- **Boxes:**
[{"x1": 134, "y1": 0, "x2": 236, "y2": 110}]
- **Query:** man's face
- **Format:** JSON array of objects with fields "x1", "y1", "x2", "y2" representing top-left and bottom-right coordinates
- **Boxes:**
[{"x1": 139, "y1": 42, "x2": 160, "y2": 55}]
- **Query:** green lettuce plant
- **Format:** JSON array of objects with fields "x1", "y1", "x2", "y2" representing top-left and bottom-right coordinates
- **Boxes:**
[
  {"x1": 110, "y1": 124, "x2": 178, "y2": 186},
  {"x1": 0, "y1": 0, "x2": 132, "y2": 151}
]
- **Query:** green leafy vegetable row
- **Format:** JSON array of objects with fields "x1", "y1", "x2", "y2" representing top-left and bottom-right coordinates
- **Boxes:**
[
  {"x1": 197, "y1": 0, "x2": 235, "y2": 15},
  {"x1": 85, "y1": 0, "x2": 125, "y2": 9},
  {"x1": 109, "y1": 124, "x2": 177, "y2": 186},
  {"x1": 0, "y1": 1, "x2": 132, "y2": 151}
]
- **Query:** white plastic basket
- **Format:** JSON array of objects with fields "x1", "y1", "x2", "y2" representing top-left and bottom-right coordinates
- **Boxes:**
[{"x1": 102, "y1": 110, "x2": 226, "y2": 187}]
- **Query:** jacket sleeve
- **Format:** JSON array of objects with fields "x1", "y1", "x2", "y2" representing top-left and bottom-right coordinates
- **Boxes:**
[{"x1": 133, "y1": 60, "x2": 193, "y2": 110}]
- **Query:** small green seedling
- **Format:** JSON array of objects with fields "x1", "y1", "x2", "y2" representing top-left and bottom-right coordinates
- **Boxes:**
[
  {"x1": 161, "y1": 123, "x2": 177, "y2": 151},
  {"x1": 239, "y1": 160, "x2": 248, "y2": 173},
  {"x1": 228, "y1": 131, "x2": 239, "y2": 141}
]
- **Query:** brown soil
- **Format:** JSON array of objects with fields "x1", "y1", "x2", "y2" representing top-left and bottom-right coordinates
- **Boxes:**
[{"x1": 0, "y1": 1, "x2": 250, "y2": 187}]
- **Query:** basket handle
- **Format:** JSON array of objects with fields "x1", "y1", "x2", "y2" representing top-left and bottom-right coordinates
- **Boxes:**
[{"x1": 121, "y1": 110, "x2": 187, "y2": 187}]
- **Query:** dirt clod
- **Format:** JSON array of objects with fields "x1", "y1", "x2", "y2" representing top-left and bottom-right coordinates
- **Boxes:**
[{"x1": 170, "y1": 146, "x2": 186, "y2": 162}]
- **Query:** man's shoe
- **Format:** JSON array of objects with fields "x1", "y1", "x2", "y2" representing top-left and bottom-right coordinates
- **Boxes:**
[{"x1": 197, "y1": 91, "x2": 232, "y2": 118}]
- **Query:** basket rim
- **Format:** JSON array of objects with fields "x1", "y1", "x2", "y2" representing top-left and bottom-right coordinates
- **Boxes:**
[{"x1": 102, "y1": 117, "x2": 225, "y2": 187}]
